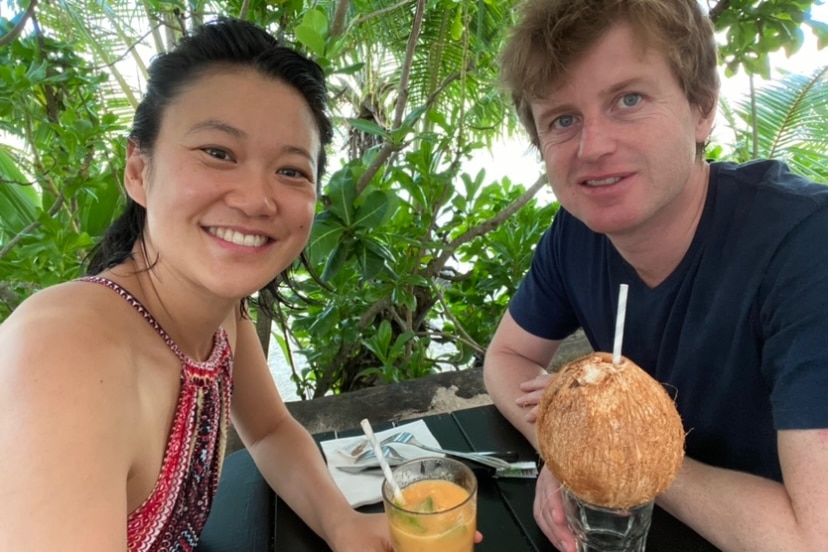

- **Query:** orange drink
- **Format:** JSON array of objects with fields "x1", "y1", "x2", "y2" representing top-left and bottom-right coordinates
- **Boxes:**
[{"x1": 382, "y1": 457, "x2": 477, "y2": 552}]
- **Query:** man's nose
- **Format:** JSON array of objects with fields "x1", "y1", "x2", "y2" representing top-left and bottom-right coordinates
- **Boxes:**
[{"x1": 577, "y1": 116, "x2": 616, "y2": 161}]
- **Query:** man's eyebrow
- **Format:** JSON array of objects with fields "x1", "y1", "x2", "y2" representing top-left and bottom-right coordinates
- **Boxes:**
[
  {"x1": 186, "y1": 119, "x2": 247, "y2": 138},
  {"x1": 601, "y1": 77, "x2": 649, "y2": 97}
]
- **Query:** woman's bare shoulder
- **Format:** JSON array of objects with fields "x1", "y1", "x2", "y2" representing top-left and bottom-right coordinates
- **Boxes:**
[
  {"x1": 0, "y1": 280, "x2": 141, "y2": 417},
  {"x1": 0, "y1": 281, "x2": 136, "y2": 544}
]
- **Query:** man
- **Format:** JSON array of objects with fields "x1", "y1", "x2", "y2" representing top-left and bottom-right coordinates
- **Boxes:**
[{"x1": 483, "y1": 1, "x2": 828, "y2": 551}]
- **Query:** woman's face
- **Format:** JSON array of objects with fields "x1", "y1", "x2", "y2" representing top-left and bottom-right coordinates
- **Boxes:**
[{"x1": 125, "y1": 67, "x2": 321, "y2": 302}]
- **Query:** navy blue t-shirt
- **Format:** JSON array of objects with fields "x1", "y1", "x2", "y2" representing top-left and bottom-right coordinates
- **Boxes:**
[{"x1": 509, "y1": 159, "x2": 828, "y2": 482}]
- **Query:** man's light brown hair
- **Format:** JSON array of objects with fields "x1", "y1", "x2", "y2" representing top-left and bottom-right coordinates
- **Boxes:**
[{"x1": 500, "y1": 0, "x2": 720, "y2": 156}]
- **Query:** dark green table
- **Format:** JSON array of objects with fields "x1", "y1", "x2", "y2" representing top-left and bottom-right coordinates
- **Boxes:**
[{"x1": 197, "y1": 404, "x2": 720, "y2": 551}]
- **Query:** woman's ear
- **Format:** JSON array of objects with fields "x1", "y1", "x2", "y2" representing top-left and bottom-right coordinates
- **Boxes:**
[{"x1": 124, "y1": 140, "x2": 148, "y2": 207}]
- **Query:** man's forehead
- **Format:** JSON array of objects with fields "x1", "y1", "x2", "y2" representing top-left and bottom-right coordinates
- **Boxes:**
[{"x1": 550, "y1": 29, "x2": 666, "y2": 86}]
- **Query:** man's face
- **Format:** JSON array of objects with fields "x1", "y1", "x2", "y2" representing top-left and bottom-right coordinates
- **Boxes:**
[{"x1": 530, "y1": 23, "x2": 716, "y2": 241}]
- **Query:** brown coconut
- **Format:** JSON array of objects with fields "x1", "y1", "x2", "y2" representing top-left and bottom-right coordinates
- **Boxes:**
[{"x1": 536, "y1": 352, "x2": 685, "y2": 510}]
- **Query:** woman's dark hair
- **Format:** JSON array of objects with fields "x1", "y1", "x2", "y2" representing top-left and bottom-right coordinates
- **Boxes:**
[{"x1": 85, "y1": 17, "x2": 333, "y2": 314}]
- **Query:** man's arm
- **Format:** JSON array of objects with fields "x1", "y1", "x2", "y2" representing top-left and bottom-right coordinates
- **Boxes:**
[
  {"x1": 658, "y1": 430, "x2": 828, "y2": 552},
  {"x1": 483, "y1": 310, "x2": 561, "y2": 449}
]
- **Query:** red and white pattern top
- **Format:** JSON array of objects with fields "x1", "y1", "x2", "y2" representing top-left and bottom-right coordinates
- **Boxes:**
[{"x1": 81, "y1": 276, "x2": 233, "y2": 552}]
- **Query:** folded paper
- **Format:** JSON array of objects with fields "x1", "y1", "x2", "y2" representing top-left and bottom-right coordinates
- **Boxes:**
[{"x1": 320, "y1": 420, "x2": 443, "y2": 507}]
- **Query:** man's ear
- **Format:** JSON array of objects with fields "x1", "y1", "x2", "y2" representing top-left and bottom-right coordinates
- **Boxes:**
[
  {"x1": 124, "y1": 140, "x2": 148, "y2": 207},
  {"x1": 695, "y1": 92, "x2": 719, "y2": 145}
]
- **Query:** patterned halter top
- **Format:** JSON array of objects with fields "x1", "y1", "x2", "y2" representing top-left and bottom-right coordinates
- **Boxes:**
[{"x1": 80, "y1": 277, "x2": 234, "y2": 552}]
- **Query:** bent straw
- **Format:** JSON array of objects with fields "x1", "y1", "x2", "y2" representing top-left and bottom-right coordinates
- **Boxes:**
[
  {"x1": 613, "y1": 284, "x2": 629, "y2": 366},
  {"x1": 360, "y1": 418, "x2": 405, "y2": 503}
]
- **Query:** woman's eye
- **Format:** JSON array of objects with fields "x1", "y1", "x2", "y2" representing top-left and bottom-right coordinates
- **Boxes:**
[
  {"x1": 619, "y1": 93, "x2": 642, "y2": 108},
  {"x1": 278, "y1": 167, "x2": 312, "y2": 181},
  {"x1": 552, "y1": 114, "x2": 575, "y2": 130},
  {"x1": 279, "y1": 168, "x2": 301, "y2": 178},
  {"x1": 203, "y1": 147, "x2": 233, "y2": 161}
]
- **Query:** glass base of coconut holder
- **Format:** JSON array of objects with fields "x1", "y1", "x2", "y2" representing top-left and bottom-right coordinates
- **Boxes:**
[{"x1": 561, "y1": 486, "x2": 654, "y2": 552}]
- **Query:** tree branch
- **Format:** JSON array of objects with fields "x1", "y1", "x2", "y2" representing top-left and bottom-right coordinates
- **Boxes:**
[
  {"x1": 356, "y1": 14, "x2": 450, "y2": 195},
  {"x1": 313, "y1": 298, "x2": 391, "y2": 397},
  {"x1": 0, "y1": 0, "x2": 38, "y2": 47},
  {"x1": 707, "y1": 0, "x2": 730, "y2": 24},
  {"x1": 424, "y1": 172, "x2": 548, "y2": 277},
  {"x1": 0, "y1": 190, "x2": 65, "y2": 261},
  {"x1": 239, "y1": 0, "x2": 251, "y2": 21},
  {"x1": 348, "y1": 0, "x2": 413, "y2": 32},
  {"x1": 432, "y1": 285, "x2": 484, "y2": 355},
  {"x1": 392, "y1": 0, "x2": 425, "y2": 128},
  {"x1": 330, "y1": 0, "x2": 351, "y2": 38}
]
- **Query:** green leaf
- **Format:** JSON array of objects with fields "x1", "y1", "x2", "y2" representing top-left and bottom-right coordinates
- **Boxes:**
[
  {"x1": 451, "y1": 6, "x2": 464, "y2": 41},
  {"x1": 354, "y1": 190, "x2": 393, "y2": 229},
  {"x1": 326, "y1": 167, "x2": 358, "y2": 226},
  {"x1": 321, "y1": 239, "x2": 352, "y2": 282},
  {"x1": 347, "y1": 118, "x2": 389, "y2": 138},
  {"x1": 295, "y1": 9, "x2": 329, "y2": 58},
  {"x1": 0, "y1": 147, "x2": 39, "y2": 240},
  {"x1": 356, "y1": 245, "x2": 389, "y2": 280}
]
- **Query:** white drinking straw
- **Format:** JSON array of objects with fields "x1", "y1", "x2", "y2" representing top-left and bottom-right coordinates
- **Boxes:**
[
  {"x1": 360, "y1": 418, "x2": 405, "y2": 503},
  {"x1": 613, "y1": 284, "x2": 629, "y2": 366}
]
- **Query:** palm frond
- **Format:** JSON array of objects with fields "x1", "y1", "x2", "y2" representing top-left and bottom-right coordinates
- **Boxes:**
[
  {"x1": 737, "y1": 67, "x2": 828, "y2": 151},
  {"x1": 727, "y1": 66, "x2": 828, "y2": 181}
]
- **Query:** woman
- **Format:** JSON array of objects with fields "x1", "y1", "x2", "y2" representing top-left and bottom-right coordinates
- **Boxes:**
[{"x1": 0, "y1": 18, "x2": 390, "y2": 551}]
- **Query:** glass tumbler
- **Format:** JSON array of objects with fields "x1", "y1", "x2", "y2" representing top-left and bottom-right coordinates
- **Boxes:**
[
  {"x1": 381, "y1": 457, "x2": 477, "y2": 552},
  {"x1": 561, "y1": 486, "x2": 654, "y2": 552}
]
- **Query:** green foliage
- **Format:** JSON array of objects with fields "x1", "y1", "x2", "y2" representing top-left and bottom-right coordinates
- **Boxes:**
[
  {"x1": 0, "y1": 16, "x2": 126, "y2": 318},
  {"x1": 713, "y1": 0, "x2": 828, "y2": 78},
  {"x1": 0, "y1": 0, "x2": 826, "y2": 399},
  {"x1": 712, "y1": 66, "x2": 828, "y2": 181}
]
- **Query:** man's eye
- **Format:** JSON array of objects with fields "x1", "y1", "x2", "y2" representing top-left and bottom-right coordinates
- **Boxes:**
[
  {"x1": 619, "y1": 93, "x2": 642, "y2": 108},
  {"x1": 553, "y1": 115, "x2": 575, "y2": 129}
]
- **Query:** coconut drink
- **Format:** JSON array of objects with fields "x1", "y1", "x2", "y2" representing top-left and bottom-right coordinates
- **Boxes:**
[
  {"x1": 536, "y1": 352, "x2": 685, "y2": 510},
  {"x1": 536, "y1": 350, "x2": 685, "y2": 551}
]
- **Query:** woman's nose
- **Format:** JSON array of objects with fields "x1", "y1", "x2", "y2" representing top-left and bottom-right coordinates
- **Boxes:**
[{"x1": 225, "y1": 171, "x2": 278, "y2": 217}]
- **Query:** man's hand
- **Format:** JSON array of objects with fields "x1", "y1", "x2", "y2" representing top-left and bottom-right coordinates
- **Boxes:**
[
  {"x1": 534, "y1": 466, "x2": 577, "y2": 552},
  {"x1": 516, "y1": 372, "x2": 553, "y2": 423}
]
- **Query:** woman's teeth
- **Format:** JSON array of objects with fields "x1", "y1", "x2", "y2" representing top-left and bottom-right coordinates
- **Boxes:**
[{"x1": 208, "y1": 227, "x2": 267, "y2": 247}]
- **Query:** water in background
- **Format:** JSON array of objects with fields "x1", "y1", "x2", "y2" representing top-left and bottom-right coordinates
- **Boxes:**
[
  {"x1": 268, "y1": 336, "x2": 303, "y2": 402},
  {"x1": 267, "y1": 335, "x2": 466, "y2": 403}
]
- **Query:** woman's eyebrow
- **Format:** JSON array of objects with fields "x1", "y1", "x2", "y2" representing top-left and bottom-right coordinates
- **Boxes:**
[
  {"x1": 282, "y1": 145, "x2": 315, "y2": 164},
  {"x1": 186, "y1": 119, "x2": 247, "y2": 138},
  {"x1": 187, "y1": 119, "x2": 316, "y2": 163}
]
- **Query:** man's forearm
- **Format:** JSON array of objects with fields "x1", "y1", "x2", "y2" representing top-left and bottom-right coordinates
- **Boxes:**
[
  {"x1": 483, "y1": 353, "x2": 547, "y2": 450},
  {"x1": 657, "y1": 457, "x2": 821, "y2": 552}
]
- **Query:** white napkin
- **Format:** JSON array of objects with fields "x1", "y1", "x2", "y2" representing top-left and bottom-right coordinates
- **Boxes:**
[{"x1": 320, "y1": 420, "x2": 444, "y2": 508}]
